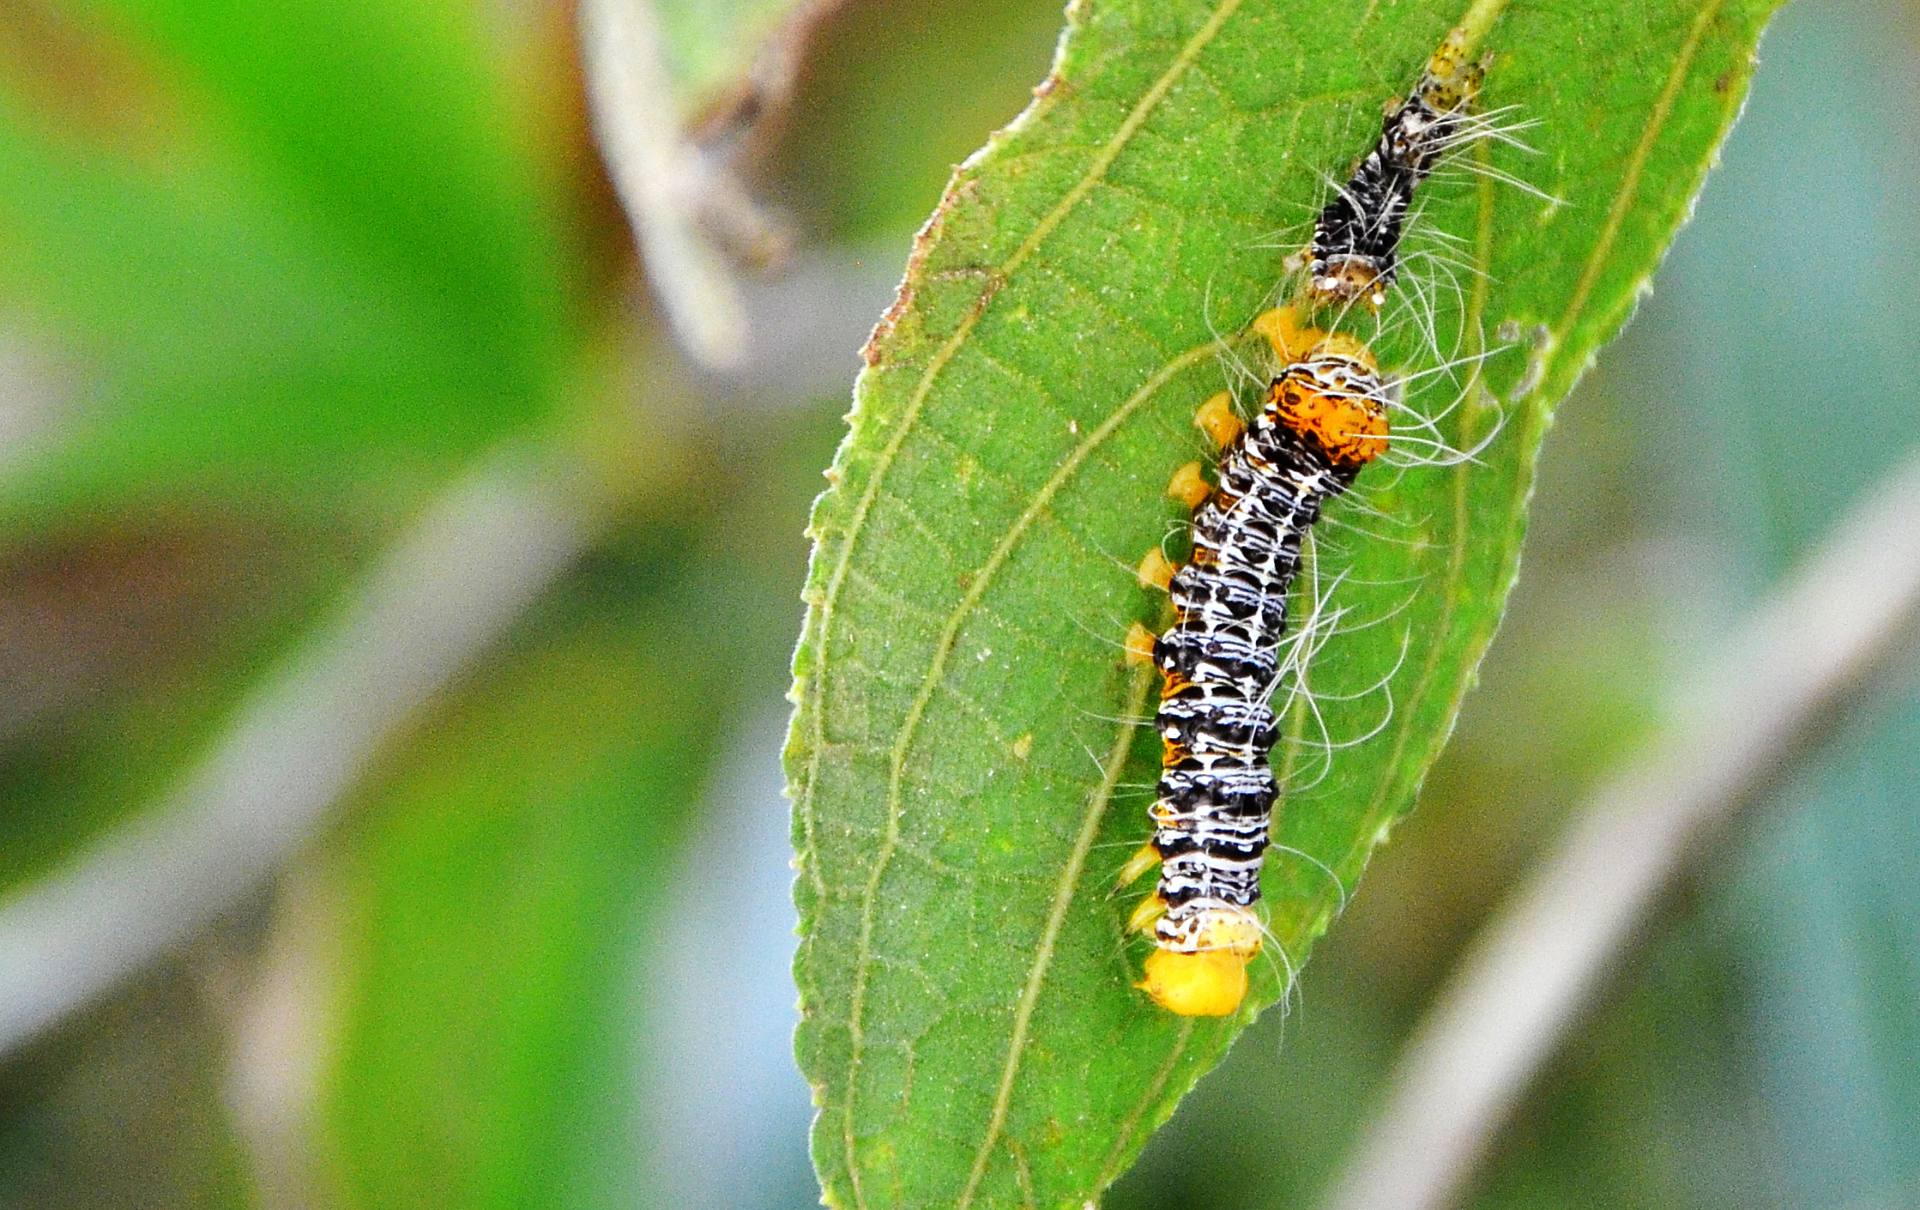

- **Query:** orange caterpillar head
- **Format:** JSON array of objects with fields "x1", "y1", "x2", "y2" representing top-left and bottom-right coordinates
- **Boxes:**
[
  {"x1": 1268, "y1": 333, "x2": 1391, "y2": 469},
  {"x1": 1137, "y1": 906, "x2": 1263, "y2": 1017}
]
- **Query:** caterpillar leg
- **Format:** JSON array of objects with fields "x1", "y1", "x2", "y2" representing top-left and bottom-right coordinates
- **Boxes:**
[
  {"x1": 1192, "y1": 392, "x2": 1243, "y2": 450},
  {"x1": 1126, "y1": 892, "x2": 1168, "y2": 934},
  {"x1": 1166, "y1": 460, "x2": 1211, "y2": 509},
  {"x1": 1116, "y1": 842, "x2": 1161, "y2": 888},
  {"x1": 1135, "y1": 548, "x2": 1175, "y2": 591}
]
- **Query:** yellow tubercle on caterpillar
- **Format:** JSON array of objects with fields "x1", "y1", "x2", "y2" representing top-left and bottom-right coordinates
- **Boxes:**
[
  {"x1": 1123, "y1": 621, "x2": 1158, "y2": 666},
  {"x1": 1166, "y1": 460, "x2": 1211, "y2": 509},
  {"x1": 1193, "y1": 391, "x2": 1244, "y2": 449},
  {"x1": 1116, "y1": 842, "x2": 1161, "y2": 888},
  {"x1": 1312, "y1": 331, "x2": 1380, "y2": 373},
  {"x1": 1136, "y1": 548, "x2": 1176, "y2": 591},
  {"x1": 1160, "y1": 736, "x2": 1189, "y2": 768},
  {"x1": 1137, "y1": 949, "x2": 1251, "y2": 1018},
  {"x1": 1252, "y1": 305, "x2": 1325, "y2": 363}
]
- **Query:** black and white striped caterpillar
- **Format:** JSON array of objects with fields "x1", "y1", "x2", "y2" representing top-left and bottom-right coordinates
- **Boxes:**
[
  {"x1": 1121, "y1": 309, "x2": 1389, "y2": 1016},
  {"x1": 1114, "y1": 17, "x2": 1526, "y2": 1014},
  {"x1": 1306, "y1": 29, "x2": 1487, "y2": 310}
]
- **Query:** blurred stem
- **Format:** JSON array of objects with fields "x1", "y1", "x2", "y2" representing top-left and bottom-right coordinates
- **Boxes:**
[
  {"x1": 0, "y1": 445, "x2": 595, "y2": 1055},
  {"x1": 1324, "y1": 451, "x2": 1920, "y2": 1210},
  {"x1": 0, "y1": 330, "x2": 70, "y2": 476},
  {"x1": 580, "y1": 0, "x2": 749, "y2": 370}
]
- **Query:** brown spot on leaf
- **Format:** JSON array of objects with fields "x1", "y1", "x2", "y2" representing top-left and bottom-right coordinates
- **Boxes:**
[
  {"x1": 1034, "y1": 70, "x2": 1071, "y2": 101},
  {"x1": 861, "y1": 179, "x2": 961, "y2": 366}
]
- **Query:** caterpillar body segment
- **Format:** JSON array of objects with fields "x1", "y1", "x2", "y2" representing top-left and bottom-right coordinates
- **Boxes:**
[
  {"x1": 1138, "y1": 927, "x2": 1261, "y2": 1018},
  {"x1": 1134, "y1": 314, "x2": 1390, "y2": 1017},
  {"x1": 1307, "y1": 30, "x2": 1489, "y2": 310}
]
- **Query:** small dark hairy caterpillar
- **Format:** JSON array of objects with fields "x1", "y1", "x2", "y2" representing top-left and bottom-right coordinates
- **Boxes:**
[
  {"x1": 1120, "y1": 307, "x2": 1389, "y2": 1016},
  {"x1": 1306, "y1": 29, "x2": 1488, "y2": 310}
]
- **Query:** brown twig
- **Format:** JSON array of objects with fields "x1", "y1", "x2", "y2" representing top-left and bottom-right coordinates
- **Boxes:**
[
  {"x1": 0, "y1": 447, "x2": 593, "y2": 1054},
  {"x1": 579, "y1": 0, "x2": 750, "y2": 370}
]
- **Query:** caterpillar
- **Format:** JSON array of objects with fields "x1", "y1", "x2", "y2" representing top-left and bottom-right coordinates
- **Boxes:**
[
  {"x1": 1120, "y1": 308, "x2": 1389, "y2": 1017},
  {"x1": 1306, "y1": 29, "x2": 1488, "y2": 311}
]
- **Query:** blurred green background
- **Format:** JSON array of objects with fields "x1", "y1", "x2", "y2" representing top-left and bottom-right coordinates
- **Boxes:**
[{"x1": 0, "y1": 1, "x2": 1914, "y2": 1207}]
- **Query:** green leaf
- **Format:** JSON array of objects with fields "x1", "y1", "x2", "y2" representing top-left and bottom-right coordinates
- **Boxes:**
[
  {"x1": 319, "y1": 607, "x2": 721, "y2": 1210},
  {"x1": 0, "y1": 1, "x2": 578, "y2": 523},
  {"x1": 76, "y1": 0, "x2": 576, "y2": 371},
  {"x1": 786, "y1": 0, "x2": 1779, "y2": 1204}
]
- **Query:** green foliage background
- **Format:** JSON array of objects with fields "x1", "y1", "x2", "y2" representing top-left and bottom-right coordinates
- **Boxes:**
[{"x1": 0, "y1": 0, "x2": 1916, "y2": 1208}]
